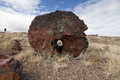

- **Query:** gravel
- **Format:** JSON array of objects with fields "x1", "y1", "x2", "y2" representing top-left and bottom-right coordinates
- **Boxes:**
[{"x1": 20, "y1": 60, "x2": 111, "y2": 80}]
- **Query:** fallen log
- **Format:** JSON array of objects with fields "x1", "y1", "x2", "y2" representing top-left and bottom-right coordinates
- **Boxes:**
[{"x1": 28, "y1": 10, "x2": 88, "y2": 57}]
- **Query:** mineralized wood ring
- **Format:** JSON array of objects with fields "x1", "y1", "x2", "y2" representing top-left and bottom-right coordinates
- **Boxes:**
[{"x1": 57, "y1": 40, "x2": 63, "y2": 46}]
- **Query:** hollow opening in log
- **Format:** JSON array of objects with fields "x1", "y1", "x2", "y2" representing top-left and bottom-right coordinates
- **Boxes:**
[{"x1": 51, "y1": 39, "x2": 64, "y2": 54}]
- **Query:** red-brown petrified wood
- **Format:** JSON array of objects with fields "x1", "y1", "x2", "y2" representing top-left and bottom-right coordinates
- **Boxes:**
[
  {"x1": 28, "y1": 10, "x2": 88, "y2": 57},
  {"x1": 12, "y1": 40, "x2": 22, "y2": 51},
  {"x1": 0, "y1": 54, "x2": 22, "y2": 80}
]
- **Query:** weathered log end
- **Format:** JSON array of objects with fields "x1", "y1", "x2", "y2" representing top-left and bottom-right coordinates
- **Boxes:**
[{"x1": 28, "y1": 10, "x2": 88, "y2": 57}]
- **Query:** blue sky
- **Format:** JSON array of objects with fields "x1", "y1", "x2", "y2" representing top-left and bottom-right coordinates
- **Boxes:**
[
  {"x1": 0, "y1": 0, "x2": 120, "y2": 36},
  {"x1": 40, "y1": 0, "x2": 88, "y2": 11}
]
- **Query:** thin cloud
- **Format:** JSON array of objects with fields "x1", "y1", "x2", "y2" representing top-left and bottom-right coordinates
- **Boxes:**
[
  {"x1": 73, "y1": 0, "x2": 120, "y2": 36},
  {"x1": 0, "y1": 0, "x2": 41, "y2": 14}
]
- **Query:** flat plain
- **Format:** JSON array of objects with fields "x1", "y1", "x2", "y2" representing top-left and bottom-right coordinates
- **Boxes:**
[{"x1": 0, "y1": 32, "x2": 120, "y2": 80}]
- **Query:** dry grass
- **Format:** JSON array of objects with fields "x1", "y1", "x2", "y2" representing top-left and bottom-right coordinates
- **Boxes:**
[
  {"x1": 83, "y1": 43, "x2": 120, "y2": 79},
  {"x1": 52, "y1": 54, "x2": 69, "y2": 71},
  {"x1": 104, "y1": 46, "x2": 120, "y2": 79},
  {"x1": 0, "y1": 33, "x2": 12, "y2": 52},
  {"x1": 13, "y1": 46, "x2": 69, "y2": 71},
  {"x1": 13, "y1": 47, "x2": 36, "y2": 62},
  {"x1": 2, "y1": 41, "x2": 10, "y2": 50},
  {"x1": 29, "y1": 55, "x2": 42, "y2": 63},
  {"x1": 14, "y1": 41, "x2": 120, "y2": 79},
  {"x1": 0, "y1": 32, "x2": 120, "y2": 79}
]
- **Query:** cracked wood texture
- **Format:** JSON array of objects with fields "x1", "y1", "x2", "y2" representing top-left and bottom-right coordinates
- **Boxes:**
[{"x1": 28, "y1": 10, "x2": 88, "y2": 57}]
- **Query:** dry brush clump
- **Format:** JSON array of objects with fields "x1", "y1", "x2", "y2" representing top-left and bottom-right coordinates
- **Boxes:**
[
  {"x1": 0, "y1": 33, "x2": 12, "y2": 52},
  {"x1": 52, "y1": 54, "x2": 70, "y2": 71},
  {"x1": 104, "y1": 45, "x2": 120, "y2": 79},
  {"x1": 13, "y1": 47, "x2": 37, "y2": 63},
  {"x1": 13, "y1": 45, "x2": 70, "y2": 72}
]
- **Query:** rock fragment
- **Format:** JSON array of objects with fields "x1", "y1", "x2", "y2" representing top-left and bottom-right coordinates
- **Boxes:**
[
  {"x1": 0, "y1": 54, "x2": 22, "y2": 80},
  {"x1": 12, "y1": 40, "x2": 22, "y2": 51}
]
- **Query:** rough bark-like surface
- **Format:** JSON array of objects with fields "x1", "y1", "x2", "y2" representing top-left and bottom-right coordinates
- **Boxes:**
[
  {"x1": 28, "y1": 10, "x2": 88, "y2": 57},
  {"x1": 12, "y1": 40, "x2": 22, "y2": 51},
  {"x1": 0, "y1": 54, "x2": 22, "y2": 80}
]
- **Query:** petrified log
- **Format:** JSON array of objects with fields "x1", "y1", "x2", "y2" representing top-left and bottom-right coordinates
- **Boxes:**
[
  {"x1": 0, "y1": 54, "x2": 22, "y2": 80},
  {"x1": 28, "y1": 10, "x2": 88, "y2": 57},
  {"x1": 12, "y1": 40, "x2": 22, "y2": 51}
]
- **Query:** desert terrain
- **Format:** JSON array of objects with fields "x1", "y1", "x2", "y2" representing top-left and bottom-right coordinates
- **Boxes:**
[{"x1": 0, "y1": 32, "x2": 120, "y2": 80}]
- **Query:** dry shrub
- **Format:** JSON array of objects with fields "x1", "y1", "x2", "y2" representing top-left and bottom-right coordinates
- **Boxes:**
[
  {"x1": 53, "y1": 61, "x2": 68, "y2": 72},
  {"x1": 104, "y1": 45, "x2": 120, "y2": 79},
  {"x1": 34, "y1": 52, "x2": 70, "y2": 71},
  {"x1": 29, "y1": 55, "x2": 42, "y2": 63},
  {"x1": 83, "y1": 43, "x2": 107, "y2": 63},
  {"x1": 2, "y1": 41, "x2": 10, "y2": 50},
  {"x1": 52, "y1": 54, "x2": 69, "y2": 71},
  {"x1": 0, "y1": 33, "x2": 12, "y2": 51},
  {"x1": 14, "y1": 47, "x2": 37, "y2": 63}
]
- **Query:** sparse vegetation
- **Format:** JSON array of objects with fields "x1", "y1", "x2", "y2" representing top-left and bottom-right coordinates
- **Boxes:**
[
  {"x1": 0, "y1": 32, "x2": 120, "y2": 80},
  {"x1": 83, "y1": 43, "x2": 120, "y2": 79}
]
